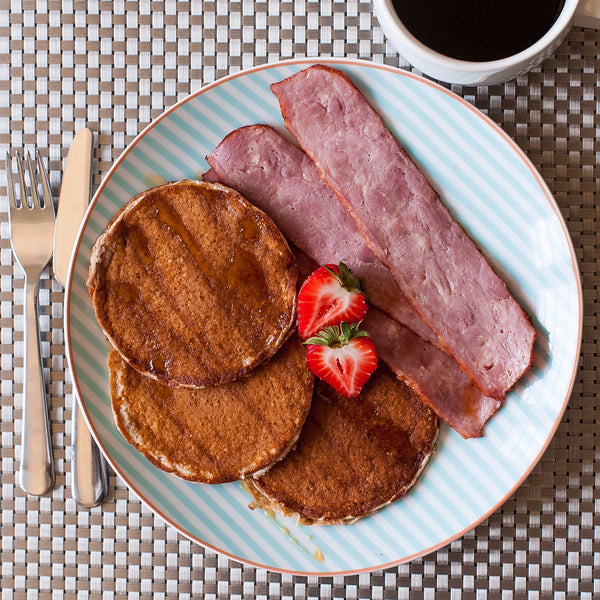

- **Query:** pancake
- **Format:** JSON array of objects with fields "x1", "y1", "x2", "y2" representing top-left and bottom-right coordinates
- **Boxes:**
[
  {"x1": 244, "y1": 365, "x2": 439, "y2": 524},
  {"x1": 88, "y1": 179, "x2": 298, "y2": 389},
  {"x1": 108, "y1": 335, "x2": 314, "y2": 483}
]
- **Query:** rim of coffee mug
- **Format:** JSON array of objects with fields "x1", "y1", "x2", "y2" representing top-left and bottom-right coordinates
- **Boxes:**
[{"x1": 374, "y1": 0, "x2": 578, "y2": 74}]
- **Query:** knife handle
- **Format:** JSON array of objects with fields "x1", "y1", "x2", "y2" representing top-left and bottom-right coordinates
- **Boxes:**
[{"x1": 71, "y1": 395, "x2": 109, "y2": 507}]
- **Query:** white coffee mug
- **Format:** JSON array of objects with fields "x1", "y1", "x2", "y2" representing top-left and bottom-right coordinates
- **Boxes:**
[{"x1": 373, "y1": 0, "x2": 600, "y2": 85}]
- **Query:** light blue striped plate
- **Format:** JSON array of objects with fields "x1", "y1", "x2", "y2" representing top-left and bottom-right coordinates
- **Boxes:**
[{"x1": 65, "y1": 59, "x2": 582, "y2": 575}]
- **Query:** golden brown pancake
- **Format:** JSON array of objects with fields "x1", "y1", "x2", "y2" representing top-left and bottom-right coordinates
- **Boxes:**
[
  {"x1": 109, "y1": 335, "x2": 314, "y2": 483},
  {"x1": 244, "y1": 365, "x2": 439, "y2": 524},
  {"x1": 88, "y1": 180, "x2": 298, "y2": 389}
]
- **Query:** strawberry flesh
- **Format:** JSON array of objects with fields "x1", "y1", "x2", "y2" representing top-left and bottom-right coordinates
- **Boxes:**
[
  {"x1": 297, "y1": 262, "x2": 367, "y2": 339},
  {"x1": 305, "y1": 322, "x2": 378, "y2": 398}
]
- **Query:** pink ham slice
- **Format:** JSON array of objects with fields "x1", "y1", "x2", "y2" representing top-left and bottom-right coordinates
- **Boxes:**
[
  {"x1": 205, "y1": 126, "x2": 501, "y2": 437},
  {"x1": 271, "y1": 65, "x2": 535, "y2": 400},
  {"x1": 204, "y1": 124, "x2": 437, "y2": 345}
]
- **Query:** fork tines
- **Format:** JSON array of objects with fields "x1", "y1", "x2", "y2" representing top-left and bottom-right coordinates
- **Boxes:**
[{"x1": 6, "y1": 150, "x2": 53, "y2": 210}]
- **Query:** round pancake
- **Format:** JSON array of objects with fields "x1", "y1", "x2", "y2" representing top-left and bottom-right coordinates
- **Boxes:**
[
  {"x1": 108, "y1": 336, "x2": 314, "y2": 483},
  {"x1": 245, "y1": 365, "x2": 439, "y2": 524},
  {"x1": 88, "y1": 179, "x2": 298, "y2": 389}
]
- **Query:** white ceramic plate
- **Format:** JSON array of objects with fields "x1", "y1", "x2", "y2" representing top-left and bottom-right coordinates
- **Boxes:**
[{"x1": 65, "y1": 58, "x2": 582, "y2": 575}]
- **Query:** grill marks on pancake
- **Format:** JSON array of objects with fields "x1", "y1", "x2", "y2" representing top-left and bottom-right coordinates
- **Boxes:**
[
  {"x1": 148, "y1": 196, "x2": 273, "y2": 367},
  {"x1": 250, "y1": 367, "x2": 439, "y2": 524},
  {"x1": 88, "y1": 180, "x2": 298, "y2": 388},
  {"x1": 153, "y1": 192, "x2": 271, "y2": 311},
  {"x1": 130, "y1": 375, "x2": 231, "y2": 476},
  {"x1": 112, "y1": 215, "x2": 215, "y2": 377},
  {"x1": 109, "y1": 337, "x2": 314, "y2": 484},
  {"x1": 325, "y1": 387, "x2": 418, "y2": 468}
]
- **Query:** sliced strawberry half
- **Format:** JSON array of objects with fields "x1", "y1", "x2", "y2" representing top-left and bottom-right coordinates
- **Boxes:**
[
  {"x1": 297, "y1": 261, "x2": 367, "y2": 339},
  {"x1": 305, "y1": 322, "x2": 378, "y2": 398}
]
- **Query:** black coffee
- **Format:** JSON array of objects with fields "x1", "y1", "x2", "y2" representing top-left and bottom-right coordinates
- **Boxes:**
[{"x1": 391, "y1": 0, "x2": 565, "y2": 62}]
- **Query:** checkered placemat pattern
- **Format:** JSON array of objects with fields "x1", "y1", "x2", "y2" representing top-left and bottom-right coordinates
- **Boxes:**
[{"x1": 1, "y1": 1, "x2": 599, "y2": 598}]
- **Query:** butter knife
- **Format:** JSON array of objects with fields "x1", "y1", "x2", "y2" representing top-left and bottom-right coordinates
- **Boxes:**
[{"x1": 54, "y1": 128, "x2": 109, "y2": 507}]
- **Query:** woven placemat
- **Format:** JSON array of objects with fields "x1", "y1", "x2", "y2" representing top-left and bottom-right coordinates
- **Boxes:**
[{"x1": 1, "y1": 2, "x2": 598, "y2": 597}]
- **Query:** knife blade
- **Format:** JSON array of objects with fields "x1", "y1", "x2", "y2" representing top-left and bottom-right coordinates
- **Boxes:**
[
  {"x1": 54, "y1": 128, "x2": 109, "y2": 507},
  {"x1": 54, "y1": 128, "x2": 93, "y2": 286}
]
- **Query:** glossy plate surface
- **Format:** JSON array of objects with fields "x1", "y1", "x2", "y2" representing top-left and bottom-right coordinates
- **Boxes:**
[{"x1": 66, "y1": 58, "x2": 582, "y2": 575}]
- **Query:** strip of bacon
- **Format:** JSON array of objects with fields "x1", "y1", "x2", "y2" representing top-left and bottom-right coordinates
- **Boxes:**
[
  {"x1": 271, "y1": 65, "x2": 535, "y2": 400},
  {"x1": 205, "y1": 126, "x2": 501, "y2": 437}
]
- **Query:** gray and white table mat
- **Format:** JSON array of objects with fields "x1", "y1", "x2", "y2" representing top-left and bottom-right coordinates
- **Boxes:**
[{"x1": 1, "y1": 1, "x2": 598, "y2": 597}]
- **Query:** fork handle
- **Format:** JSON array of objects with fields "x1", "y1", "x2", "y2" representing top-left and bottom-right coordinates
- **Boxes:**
[{"x1": 19, "y1": 277, "x2": 55, "y2": 496}]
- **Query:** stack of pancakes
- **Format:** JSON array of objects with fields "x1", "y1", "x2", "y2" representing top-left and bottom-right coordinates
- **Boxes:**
[
  {"x1": 89, "y1": 178, "x2": 439, "y2": 523},
  {"x1": 88, "y1": 180, "x2": 311, "y2": 482}
]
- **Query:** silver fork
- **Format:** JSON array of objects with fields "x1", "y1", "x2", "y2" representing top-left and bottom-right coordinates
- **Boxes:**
[{"x1": 6, "y1": 150, "x2": 56, "y2": 495}]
